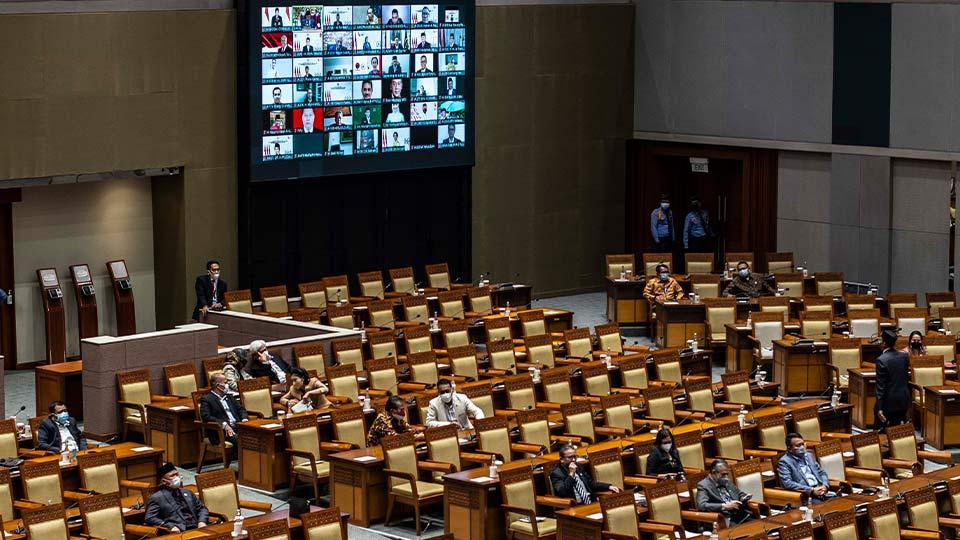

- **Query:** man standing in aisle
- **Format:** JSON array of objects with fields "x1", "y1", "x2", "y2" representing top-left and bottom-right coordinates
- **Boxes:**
[
  {"x1": 650, "y1": 194, "x2": 674, "y2": 252},
  {"x1": 875, "y1": 329, "x2": 910, "y2": 428}
]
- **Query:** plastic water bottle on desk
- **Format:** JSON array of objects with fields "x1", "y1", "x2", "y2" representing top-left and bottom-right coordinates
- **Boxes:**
[
  {"x1": 504, "y1": 301, "x2": 511, "y2": 317},
  {"x1": 737, "y1": 407, "x2": 746, "y2": 427},
  {"x1": 831, "y1": 387, "x2": 840, "y2": 408},
  {"x1": 232, "y1": 509, "x2": 244, "y2": 537},
  {"x1": 691, "y1": 333, "x2": 699, "y2": 353},
  {"x1": 709, "y1": 522, "x2": 719, "y2": 540}
]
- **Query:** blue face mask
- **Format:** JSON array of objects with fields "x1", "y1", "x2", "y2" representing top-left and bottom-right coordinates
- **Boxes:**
[
  {"x1": 56, "y1": 411, "x2": 69, "y2": 424},
  {"x1": 738, "y1": 269, "x2": 749, "y2": 278}
]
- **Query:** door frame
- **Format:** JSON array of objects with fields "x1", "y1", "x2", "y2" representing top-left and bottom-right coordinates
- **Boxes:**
[{"x1": 0, "y1": 188, "x2": 20, "y2": 370}]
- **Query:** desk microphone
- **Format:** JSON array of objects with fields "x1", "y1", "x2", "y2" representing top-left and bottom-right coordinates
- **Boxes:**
[
  {"x1": 11, "y1": 405, "x2": 26, "y2": 423},
  {"x1": 392, "y1": 314, "x2": 423, "y2": 336}
]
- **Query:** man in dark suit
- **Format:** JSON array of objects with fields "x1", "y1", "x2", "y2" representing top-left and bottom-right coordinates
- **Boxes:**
[
  {"x1": 36, "y1": 400, "x2": 87, "y2": 453},
  {"x1": 145, "y1": 463, "x2": 210, "y2": 532},
  {"x1": 270, "y1": 8, "x2": 283, "y2": 28},
  {"x1": 876, "y1": 329, "x2": 910, "y2": 427},
  {"x1": 696, "y1": 459, "x2": 754, "y2": 525},
  {"x1": 550, "y1": 444, "x2": 619, "y2": 503},
  {"x1": 193, "y1": 260, "x2": 227, "y2": 321},
  {"x1": 199, "y1": 374, "x2": 248, "y2": 445},
  {"x1": 246, "y1": 339, "x2": 291, "y2": 389}
]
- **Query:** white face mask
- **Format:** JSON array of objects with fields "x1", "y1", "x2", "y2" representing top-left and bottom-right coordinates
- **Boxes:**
[
  {"x1": 210, "y1": 271, "x2": 220, "y2": 279},
  {"x1": 661, "y1": 443, "x2": 672, "y2": 452},
  {"x1": 660, "y1": 202, "x2": 670, "y2": 209},
  {"x1": 440, "y1": 391, "x2": 453, "y2": 404},
  {"x1": 167, "y1": 475, "x2": 182, "y2": 489}
]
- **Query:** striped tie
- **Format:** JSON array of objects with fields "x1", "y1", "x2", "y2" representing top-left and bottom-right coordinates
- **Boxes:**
[{"x1": 573, "y1": 473, "x2": 591, "y2": 504}]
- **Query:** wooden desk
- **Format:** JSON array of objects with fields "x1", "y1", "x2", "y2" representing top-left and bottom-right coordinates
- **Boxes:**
[
  {"x1": 604, "y1": 278, "x2": 648, "y2": 325},
  {"x1": 772, "y1": 339, "x2": 829, "y2": 395},
  {"x1": 329, "y1": 447, "x2": 387, "y2": 527},
  {"x1": 725, "y1": 324, "x2": 754, "y2": 373},
  {"x1": 146, "y1": 399, "x2": 199, "y2": 467},
  {"x1": 151, "y1": 509, "x2": 312, "y2": 540},
  {"x1": 35, "y1": 360, "x2": 83, "y2": 420},
  {"x1": 653, "y1": 301, "x2": 706, "y2": 348},
  {"x1": 848, "y1": 368, "x2": 877, "y2": 429},
  {"x1": 479, "y1": 309, "x2": 574, "y2": 340},
  {"x1": 923, "y1": 385, "x2": 960, "y2": 449},
  {"x1": 236, "y1": 416, "x2": 289, "y2": 492},
  {"x1": 444, "y1": 458, "x2": 545, "y2": 540},
  {"x1": 490, "y1": 284, "x2": 533, "y2": 309}
]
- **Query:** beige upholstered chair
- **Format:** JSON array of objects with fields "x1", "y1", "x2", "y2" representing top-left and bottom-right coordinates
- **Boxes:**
[
  {"x1": 293, "y1": 343, "x2": 327, "y2": 373},
  {"x1": 301, "y1": 507, "x2": 348, "y2": 540},
  {"x1": 324, "y1": 364, "x2": 361, "y2": 404},
  {"x1": 684, "y1": 377, "x2": 737, "y2": 416},
  {"x1": 599, "y1": 490, "x2": 642, "y2": 539},
  {"x1": 617, "y1": 355, "x2": 650, "y2": 391},
  {"x1": 20, "y1": 459, "x2": 83, "y2": 506},
  {"x1": 852, "y1": 431, "x2": 920, "y2": 478},
  {"x1": 163, "y1": 362, "x2": 199, "y2": 397},
  {"x1": 887, "y1": 292, "x2": 918, "y2": 319},
  {"x1": 703, "y1": 298, "x2": 736, "y2": 347},
  {"x1": 689, "y1": 274, "x2": 721, "y2": 299},
  {"x1": 684, "y1": 253, "x2": 714, "y2": 274},
  {"x1": 461, "y1": 382, "x2": 495, "y2": 418},
  {"x1": 827, "y1": 338, "x2": 861, "y2": 389},
  {"x1": 502, "y1": 373, "x2": 538, "y2": 413},
  {"x1": 599, "y1": 394, "x2": 647, "y2": 436},
  {"x1": 791, "y1": 405, "x2": 851, "y2": 444},
  {"x1": 594, "y1": 322, "x2": 646, "y2": 355},
  {"x1": 774, "y1": 273, "x2": 804, "y2": 298},
  {"x1": 467, "y1": 286, "x2": 494, "y2": 316},
  {"x1": 197, "y1": 468, "x2": 273, "y2": 523},
  {"x1": 365, "y1": 357, "x2": 421, "y2": 395},
  {"x1": 765, "y1": 252, "x2": 794, "y2": 274},
  {"x1": 381, "y1": 432, "x2": 445, "y2": 535},
  {"x1": 388, "y1": 267, "x2": 417, "y2": 295},
  {"x1": 224, "y1": 290, "x2": 253, "y2": 313},
  {"x1": 731, "y1": 458, "x2": 803, "y2": 509},
  {"x1": 365, "y1": 331, "x2": 398, "y2": 362},
  {"x1": 606, "y1": 254, "x2": 636, "y2": 279},
  {"x1": 332, "y1": 337, "x2": 364, "y2": 371},
  {"x1": 437, "y1": 290, "x2": 466, "y2": 319},
  {"x1": 581, "y1": 360, "x2": 612, "y2": 397},
  {"x1": 539, "y1": 367, "x2": 574, "y2": 407},
  {"x1": 641, "y1": 386, "x2": 692, "y2": 426},
  {"x1": 802, "y1": 295, "x2": 835, "y2": 315},
  {"x1": 942, "y1": 307, "x2": 960, "y2": 335},
  {"x1": 813, "y1": 438, "x2": 883, "y2": 488},
  {"x1": 643, "y1": 253, "x2": 672, "y2": 277},
  {"x1": 749, "y1": 312, "x2": 783, "y2": 361},
  {"x1": 0, "y1": 419, "x2": 20, "y2": 460},
  {"x1": 202, "y1": 357, "x2": 225, "y2": 387},
  {"x1": 847, "y1": 309, "x2": 880, "y2": 339},
  {"x1": 259, "y1": 285, "x2": 289, "y2": 313},
  {"x1": 866, "y1": 498, "x2": 939, "y2": 540},
  {"x1": 116, "y1": 368, "x2": 177, "y2": 443},
  {"x1": 560, "y1": 401, "x2": 624, "y2": 443},
  {"x1": 903, "y1": 487, "x2": 944, "y2": 535},
  {"x1": 643, "y1": 480, "x2": 720, "y2": 536},
  {"x1": 524, "y1": 334, "x2": 559, "y2": 369},
  {"x1": 238, "y1": 377, "x2": 278, "y2": 417},
  {"x1": 248, "y1": 518, "x2": 291, "y2": 540},
  {"x1": 367, "y1": 300, "x2": 396, "y2": 329},
  {"x1": 712, "y1": 422, "x2": 777, "y2": 462},
  {"x1": 926, "y1": 292, "x2": 956, "y2": 319},
  {"x1": 486, "y1": 339, "x2": 518, "y2": 374},
  {"x1": 588, "y1": 446, "x2": 647, "y2": 490},
  {"x1": 357, "y1": 271, "x2": 389, "y2": 300},
  {"x1": 924, "y1": 334, "x2": 957, "y2": 363},
  {"x1": 720, "y1": 370, "x2": 777, "y2": 409},
  {"x1": 799, "y1": 310, "x2": 831, "y2": 339},
  {"x1": 650, "y1": 348, "x2": 683, "y2": 384},
  {"x1": 885, "y1": 423, "x2": 952, "y2": 477},
  {"x1": 758, "y1": 296, "x2": 790, "y2": 321},
  {"x1": 0, "y1": 468, "x2": 16, "y2": 521},
  {"x1": 192, "y1": 389, "x2": 233, "y2": 472},
  {"x1": 674, "y1": 431, "x2": 708, "y2": 471},
  {"x1": 518, "y1": 310, "x2": 551, "y2": 338},
  {"x1": 322, "y1": 275, "x2": 353, "y2": 305},
  {"x1": 439, "y1": 319, "x2": 470, "y2": 350},
  {"x1": 499, "y1": 466, "x2": 570, "y2": 539},
  {"x1": 563, "y1": 327, "x2": 593, "y2": 360},
  {"x1": 329, "y1": 404, "x2": 368, "y2": 449},
  {"x1": 447, "y1": 344, "x2": 480, "y2": 380},
  {"x1": 408, "y1": 351, "x2": 442, "y2": 386},
  {"x1": 79, "y1": 491, "x2": 158, "y2": 540},
  {"x1": 844, "y1": 293, "x2": 876, "y2": 312},
  {"x1": 909, "y1": 356, "x2": 949, "y2": 410},
  {"x1": 425, "y1": 263, "x2": 455, "y2": 290},
  {"x1": 515, "y1": 409, "x2": 573, "y2": 454},
  {"x1": 821, "y1": 508, "x2": 859, "y2": 540},
  {"x1": 754, "y1": 412, "x2": 787, "y2": 451},
  {"x1": 423, "y1": 424, "x2": 490, "y2": 480},
  {"x1": 724, "y1": 252, "x2": 754, "y2": 272},
  {"x1": 298, "y1": 281, "x2": 328, "y2": 308},
  {"x1": 22, "y1": 504, "x2": 69, "y2": 540},
  {"x1": 403, "y1": 325, "x2": 433, "y2": 355},
  {"x1": 325, "y1": 303, "x2": 355, "y2": 330},
  {"x1": 896, "y1": 307, "x2": 929, "y2": 336},
  {"x1": 815, "y1": 272, "x2": 844, "y2": 297},
  {"x1": 77, "y1": 448, "x2": 150, "y2": 497},
  {"x1": 283, "y1": 415, "x2": 337, "y2": 502},
  {"x1": 484, "y1": 316, "x2": 513, "y2": 343}
]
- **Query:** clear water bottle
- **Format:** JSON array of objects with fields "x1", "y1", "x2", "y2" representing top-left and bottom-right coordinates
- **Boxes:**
[
  {"x1": 709, "y1": 522, "x2": 719, "y2": 540},
  {"x1": 801, "y1": 505, "x2": 812, "y2": 521},
  {"x1": 504, "y1": 301, "x2": 511, "y2": 317},
  {"x1": 737, "y1": 407, "x2": 746, "y2": 427},
  {"x1": 691, "y1": 333, "x2": 699, "y2": 353},
  {"x1": 232, "y1": 509, "x2": 244, "y2": 537},
  {"x1": 831, "y1": 388, "x2": 840, "y2": 408}
]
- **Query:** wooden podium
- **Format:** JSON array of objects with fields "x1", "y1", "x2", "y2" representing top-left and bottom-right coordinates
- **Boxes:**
[
  {"x1": 848, "y1": 367, "x2": 877, "y2": 429},
  {"x1": 772, "y1": 339, "x2": 829, "y2": 395},
  {"x1": 106, "y1": 259, "x2": 135, "y2": 336},
  {"x1": 922, "y1": 386, "x2": 960, "y2": 449},
  {"x1": 69, "y1": 264, "x2": 98, "y2": 344},
  {"x1": 36, "y1": 268, "x2": 66, "y2": 363},
  {"x1": 605, "y1": 278, "x2": 648, "y2": 325}
]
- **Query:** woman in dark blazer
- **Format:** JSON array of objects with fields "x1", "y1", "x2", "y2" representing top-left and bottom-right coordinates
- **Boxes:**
[{"x1": 645, "y1": 428, "x2": 684, "y2": 479}]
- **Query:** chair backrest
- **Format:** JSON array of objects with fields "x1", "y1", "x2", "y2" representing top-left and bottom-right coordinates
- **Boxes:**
[
  {"x1": 21, "y1": 459, "x2": 64, "y2": 505},
  {"x1": 703, "y1": 297, "x2": 736, "y2": 341},
  {"x1": 515, "y1": 408, "x2": 551, "y2": 448},
  {"x1": 0, "y1": 419, "x2": 18, "y2": 460},
  {"x1": 300, "y1": 507, "x2": 346, "y2": 540},
  {"x1": 388, "y1": 267, "x2": 417, "y2": 295},
  {"x1": 0, "y1": 468, "x2": 14, "y2": 521},
  {"x1": 381, "y1": 431, "x2": 420, "y2": 490},
  {"x1": 720, "y1": 370, "x2": 753, "y2": 407},
  {"x1": 942, "y1": 307, "x2": 960, "y2": 334},
  {"x1": 758, "y1": 296, "x2": 790, "y2": 320},
  {"x1": 802, "y1": 295, "x2": 835, "y2": 315},
  {"x1": 904, "y1": 486, "x2": 940, "y2": 532},
  {"x1": 642, "y1": 386, "x2": 675, "y2": 424},
  {"x1": 484, "y1": 315, "x2": 512, "y2": 342},
  {"x1": 197, "y1": 468, "x2": 244, "y2": 519},
  {"x1": 473, "y1": 416, "x2": 513, "y2": 462},
  {"x1": 713, "y1": 421, "x2": 745, "y2": 460},
  {"x1": 425, "y1": 263, "x2": 452, "y2": 290},
  {"x1": 447, "y1": 345, "x2": 480, "y2": 380},
  {"x1": 725, "y1": 252, "x2": 754, "y2": 272},
  {"x1": 367, "y1": 331, "x2": 398, "y2": 363},
  {"x1": 674, "y1": 431, "x2": 705, "y2": 471},
  {"x1": 633, "y1": 440, "x2": 655, "y2": 475},
  {"x1": 949, "y1": 479, "x2": 960, "y2": 516},
  {"x1": 202, "y1": 356, "x2": 226, "y2": 386},
  {"x1": 326, "y1": 364, "x2": 361, "y2": 402},
  {"x1": 815, "y1": 272, "x2": 844, "y2": 296},
  {"x1": 401, "y1": 295, "x2": 430, "y2": 323},
  {"x1": 322, "y1": 275, "x2": 351, "y2": 304},
  {"x1": 594, "y1": 323, "x2": 624, "y2": 354},
  {"x1": 643, "y1": 253, "x2": 672, "y2": 277},
  {"x1": 164, "y1": 362, "x2": 198, "y2": 397},
  {"x1": 731, "y1": 459, "x2": 766, "y2": 504},
  {"x1": 365, "y1": 357, "x2": 399, "y2": 393},
  {"x1": 885, "y1": 422, "x2": 920, "y2": 474},
  {"x1": 78, "y1": 491, "x2": 125, "y2": 540},
  {"x1": 440, "y1": 319, "x2": 470, "y2": 349},
  {"x1": 22, "y1": 503, "x2": 68, "y2": 540},
  {"x1": 467, "y1": 286, "x2": 493, "y2": 315},
  {"x1": 651, "y1": 348, "x2": 682, "y2": 383},
  {"x1": 827, "y1": 338, "x2": 862, "y2": 385},
  {"x1": 600, "y1": 490, "x2": 639, "y2": 539},
  {"x1": 330, "y1": 404, "x2": 367, "y2": 448},
  {"x1": 409, "y1": 351, "x2": 440, "y2": 385},
  {"x1": 403, "y1": 325, "x2": 433, "y2": 355},
  {"x1": 689, "y1": 273, "x2": 721, "y2": 299},
  {"x1": 540, "y1": 367, "x2": 573, "y2": 404},
  {"x1": 791, "y1": 405, "x2": 822, "y2": 443},
  {"x1": 896, "y1": 307, "x2": 929, "y2": 336},
  {"x1": 800, "y1": 310, "x2": 832, "y2": 339},
  {"x1": 367, "y1": 300, "x2": 395, "y2": 328},
  {"x1": 926, "y1": 291, "x2": 956, "y2": 318},
  {"x1": 600, "y1": 393, "x2": 634, "y2": 432},
  {"x1": 499, "y1": 467, "x2": 538, "y2": 526},
  {"x1": 247, "y1": 518, "x2": 291, "y2": 540},
  {"x1": 823, "y1": 509, "x2": 858, "y2": 540},
  {"x1": 486, "y1": 339, "x2": 517, "y2": 372},
  {"x1": 503, "y1": 374, "x2": 536, "y2": 410},
  {"x1": 755, "y1": 412, "x2": 787, "y2": 450},
  {"x1": 239, "y1": 377, "x2": 275, "y2": 417},
  {"x1": 779, "y1": 522, "x2": 814, "y2": 540},
  {"x1": 326, "y1": 303, "x2": 355, "y2": 330},
  {"x1": 437, "y1": 290, "x2": 465, "y2": 318},
  {"x1": 685, "y1": 253, "x2": 714, "y2": 274},
  {"x1": 766, "y1": 252, "x2": 794, "y2": 274},
  {"x1": 606, "y1": 254, "x2": 636, "y2": 278},
  {"x1": 356, "y1": 271, "x2": 386, "y2": 299},
  {"x1": 843, "y1": 293, "x2": 876, "y2": 312},
  {"x1": 518, "y1": 310, "x2": 547, "y2": 337},
  {"x1": 867, "y1": 498, "x2": 902, "y2": 540},
  {"x1": 683, "y1": 377, "x2": 715, "y2": 414},
  {"x1": 563, "y1": 327, "x2": 593, "y2": 359},
  {"x1": 617, "y1": 355, "x2": 649, "y2": 390},
  {"x1": 751, "y1": 312, "x2": 784, "y2": 349},
  {"x1": 910, "y1": 355, "x2": 945, "y2": 395},
  {"x1": 813, "y1": 438, "x2": 846, "y2": 481},
  {"x1": 224, "y1": 290, "x2": 253, "y2": 313},
  {"x1": 298, "y1": 281, "x2": 328, "y2": 308},
  {"x1": 847, "y1": 309, "x2": 880, "y2": 339},
  {"x1": 887, "y1": 292, "x2": 918, "y2": 319},
  {"x1": 524, "y1": 334, "x2": 556, "y2": 369},
  {"x1": 77, "y1": 449, "x2": 122, "y2": 495},
  {"x1": 581, "y1": 361, "x2": 611, "y2": 396},
  {"x1": 561, "y1": 401, "x2": 596, "y2": 441},
  {"x1": 117, "y1": 368, "x2": 152, "y2": 417},
  {"x1": 588, "y1": 446, "x2": 625, "y2": 489},
  {"x1": 851, "y1": 431, "x2": 884, "y2": 470},
  {"x1": 923, "y1": 333, "x2": 956, "y2": 361},
  {"x1": 260, "y1": 285, "x2": 289, "y2": 313},
  {"x1": 775, "y1": 273, "x2": 804, "y2": 298},
  {"x1": 461, "y1": 381, "x2": 495, "y2": 418},
  {"x1": 644, "y1": 480, "x2": 682, "y2": 526}
]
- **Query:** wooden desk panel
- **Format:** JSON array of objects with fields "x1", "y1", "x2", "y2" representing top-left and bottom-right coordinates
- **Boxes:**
[
  {"x1": 443, "y1": 460, "x2": 544, "y2": 540},
  {"x1": 772, "y1": 340, "x2": 829, "y2": 395},
  {"x1": 236, "y1": 418, "x2": 288, "y2": 492},
  {"x1": 490, "y1": 285, "x2": 533, "y2": 309},
  {"x1": 329, "y1": 448, "x2": 387, "y2": 527},
  {"x1": 604, "y1": 278, "x2": 647, "y2": 325},
  {"x1": 923, "y1": 386, "x2": 960, "y2": 449},
  {"x1": 146, "y1": 400, "x2": 198, "y2": 467},
  {"x1": 35, "y1": 360, "x2": 83, "y2": 420},
  {"x1": 848, "y1": 368, "x2": 876, "y2": 430}
]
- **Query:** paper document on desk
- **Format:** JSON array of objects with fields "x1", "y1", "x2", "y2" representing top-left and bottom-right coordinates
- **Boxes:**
[
  {"x1": 470, "y1": 476, "x2": 493, "y2": 483},
  {"x1": 586, "y1": 512, "x2": 603, "y2": 520},
  {"x1": 261, "y1": 423, "x2": 283, "y2": 428},
  {"x1": 131, "y1": 446, "x2": 154, "y2": 452},
  {"x1": 169, "y1": 406, "x2": 191, "y2": 411},
  {"x1": 355, "y1": 456, "x2": 377, "y2": 462}
]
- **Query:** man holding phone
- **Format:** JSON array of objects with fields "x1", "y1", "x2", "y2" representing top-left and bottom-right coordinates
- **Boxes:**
[{"x1": 696, "y1": 460, "x2": 755, "y2": 525}]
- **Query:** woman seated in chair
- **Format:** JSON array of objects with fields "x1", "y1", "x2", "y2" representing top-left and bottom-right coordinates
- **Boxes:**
[
  {"x1": 222, "y1": 348, "x2": 249, "y2": 393},
  {"x1": 646, "y1": 428, "x2": 684, "y2": 479},
  {"x1": 902, "y1": 331, "x2": 926, "y2": 358},
  {"x1": 280, "y1": 367, "x2": 331, "y2": 412}
]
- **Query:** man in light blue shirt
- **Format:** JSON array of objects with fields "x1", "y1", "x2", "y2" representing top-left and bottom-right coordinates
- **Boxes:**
[
  {"x1": 777, "y1": 432, "x2": 834, "y2": 503},
  {"x1": 683, "y1": 196, "x2": 711, "y2": 252},
  {"x1": 650, "y1": 195, "x2": 674, "y2": 252}
]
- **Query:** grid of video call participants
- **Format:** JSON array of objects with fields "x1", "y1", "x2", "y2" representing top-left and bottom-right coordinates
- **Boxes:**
[{"x1": 260, "y1": 4, "x2": 467, "y2": 161}]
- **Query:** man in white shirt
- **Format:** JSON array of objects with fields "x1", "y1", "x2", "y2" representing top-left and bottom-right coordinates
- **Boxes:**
[
  {"x1": 199, "y1": 374, "x2": 248, "y2": 445},
  {"x1": 425, "y1": 379, "x2": 484, "y2": 429},
  {"x1": 37, "y1": 401, "x2": 87, "y2": 453}
]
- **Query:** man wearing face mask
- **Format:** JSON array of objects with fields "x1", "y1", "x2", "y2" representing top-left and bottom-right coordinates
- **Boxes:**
[
  {"x1": 723, "y1": 260, "x2": 776, "y2": 297},
  {"x1": 875, "y1": 329, "x2": 910, "y2": 427},
  {"x1": 193, "y1": 260, "x2": 228, "y2": 321},
  {"x1": 199, "y1": 373, "x2": 248, "y2": 446},
  {"x1": 145, "y1": 463, "x2": 210, "y2": 532},
  {"x1": 643, "y1": 264, "x2": 684, "y2": 303},
  {"x1": 696, "y1": 460, "x2": 754, "y2": 525},
  {"x1": 246, "y1": 339, "x2": 291, "y2": 391},
  {"x1": 777, "y1": 433, "x2": 833, "y2": 502},
  {"x1": 683, "y1": 196, "x2": 713, "y2": 252},
  {"x1": 425, "y1": 379, "x2": 485, "y2": 429},
  {"x1": 367, "y1": 395, "x2": 412, "y2": 446},
  {"x1": 550, "y1": 444, "x2": 620, "y2": 504},
  {"x1": 650, "y1": 195, "x2": 675, "y2": 253},
  {"x1": 36, "y1": 401, "x2": 87, "y2": 453}
]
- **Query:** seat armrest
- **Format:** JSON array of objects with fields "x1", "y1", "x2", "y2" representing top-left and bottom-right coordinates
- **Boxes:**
[
  {"x1": 559, "y1": 432, "x2": 594, "y2": 444},
  {"x1": 743, "y1": 448, "x2": 780, "y2": 460},
  {"x1": 246, "y1": 411, "x2": 265, "y2": 419},
  {"x1": 397, "y1": 382, "x2": 430, "y2": 393},
  {"x1": 206, "y1": 512, "x2": 229, "y2": 524},
  {"x1": 571, "y1": 395, "x2": 602, "y2": 404},
  {"x1": 549, "y1": 434, "x2": 583, "y2": 446},
  {"x1": 918, "y1": 449, "x2": 953, "y2": 464},
  {"x1": 901, "y1": 528, "x2": 943, "y2": 540},
  {"x1": 14, "y1": 500, "x2": 44, "y2": 511},
  {"x1": 761, "y1": 487, "x2": 804, "y2": 507},
  {"x1": 821, "y1": 432, "x2": 853, "y2": 440},
  {"x1": 500, "y1": 504, "x2": 538, "y2": 522},
  {"x1": 534, "y1": 401, "x2": 564, "y2": 411},
  {"x1": 63, "y1": 490, "x2": 90, "y2": 501},
  {"x1": 383, "y1": 469, "x2": 418, "y2": 495},
  {"x1": 680, "y1": 509, "x2": 722, "y2": 524},
  {"x1": 150, "y1": 395, "x2": 180, "y2": 402},
  {"x1": 119, "y1": 479, "x2": 152, "y2": 492},
  {"x1": 623, "y1": 475, "x2": 658, "y2": 487},
  {"x1": 843, "y1": 466, "x2": 885, "y2": 487},
  {"x1": 602, "y1": 532, "x2": 641, "y2": 540},
  {"x1": 326, "y1": 394, "x2": 355, "y2": 404},
  {"x1": 319, "y1": 441, "x2": 355, "y2": 453},
  {"x1": 239, "y1": 499, "x2": 274, "y2": 512},
  {"x1": 881, "y1": 457, "x2": 921, "y2": 473},
  {"x1": 511, "y1": 442, "x2": 546, "y2": 455},
  {"x1": 123, "y1": 524, "x2": 161, "y2": 538},
  {"x1": 418, "y1": 460, "x2": 456, "y2": 474},
  {"x1": 460, "y1": 451, "x2": 495, "y2": 464},
  {"x1": 285, "y1": 448, "x2": 322, "y2": 477},
  {"x1": 535, "y1": 495, "x2": 573, "y2": 508},
  {"x1": 637, "y1": 522, "x2": 683, "y2": 536},
  {"x1": 594, "y1": 426, "x2": 629, "y2": 439}
]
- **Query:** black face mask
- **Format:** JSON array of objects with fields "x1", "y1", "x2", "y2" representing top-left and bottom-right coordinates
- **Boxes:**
[{"x1": 910, "y1": 341, "x2": 923, "y2": 350}]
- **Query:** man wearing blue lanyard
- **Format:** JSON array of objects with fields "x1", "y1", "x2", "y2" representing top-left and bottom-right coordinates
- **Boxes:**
[{"x1": 650, "y1": 194, "x2": 675, "y2": 253}]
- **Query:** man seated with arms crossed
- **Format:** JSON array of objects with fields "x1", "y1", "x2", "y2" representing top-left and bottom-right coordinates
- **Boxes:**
[
  {"x1": 199, "y1": 373, "x2": 249, "y2": 446},
  {"x1": 550, "y1": 444, "x2": 620, "y2": 504},
  {"x1": 723, "y1": 260, "x2": 776, "y2": 297},
  {"x1": 696, "y1": 459, "x2": 754, "y2": 526},
  {"x1": 425, "y1": 379, "x2": 485, "y2": 429},
  {"x1": 37, "y1": 400, "x2": 87, "y2": 454},
  {"x1": 643, "y1": 263, "x2": 684, "y2": 303},
  {"x1": 146, "y1": 463, "x2": 210, "y2": 532},
  {"x1": 778, "y1": 432, "x2": 834, "y2": 503}
]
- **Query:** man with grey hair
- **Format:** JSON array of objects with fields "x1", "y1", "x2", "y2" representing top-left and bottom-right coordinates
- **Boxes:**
[
  {"x1": 199, "y1": 373, "x2": 248, "y2": 445},
  {"x1": 246, "y1": 339, "x2": 291, "y2": 390},
  {"x1": 696, "y1": 459, "x2": 754, "y2": 525}
]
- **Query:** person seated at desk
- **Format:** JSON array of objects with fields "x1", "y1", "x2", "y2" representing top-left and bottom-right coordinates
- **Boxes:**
[
  {"x1": 36, "y1": 400, "x2": 87, "y2": 454},
  {"x1": 199, "y1": 374, "x2": 249, "y2": 445},
  {"x1": 146, "y1": 463, "x2": 210, "y2": 532},
  {"x1": 696, "y1": 459, "x2": 754, "y2": 525},
  {"x1": 777, "y1": 432, "x2": 834, "y2": 503},
  {"x1": 550, "y1": 444, "x2": 620, "y2": 504},
  {"x1": 903, "y1": 330, "x2": 926, "y2": 358},
  {"x1": 246, "y1": 339, "x2": 291, "y2": 390},
  {"x1": 643, "y1": 264, "x2": 684, "y2": 303},
  {"x1": 723, "y1": 260, "x2": 776, "y2": 298},
  {"x1": 280, "y1": 367, "x2": 331, "y2": 412},
  {"x1": 222, "y1": 348, "x2": 249, "y2": 393},
  {"x1": 367, "y1": 395, "x2": 412, "y2": 446},
  {"x1": 646, "y1": 428, "x2": 684, "y2": 479},
  {"x1": 424, "y1": 379, "x2": 485, "y2": 429}
]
